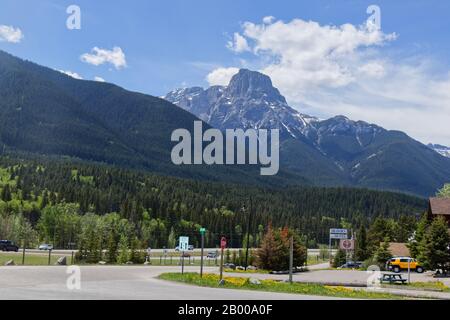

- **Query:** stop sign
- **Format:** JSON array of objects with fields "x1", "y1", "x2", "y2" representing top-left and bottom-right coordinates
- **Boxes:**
[{"x1": 220, "y1": 237, "x2": 227, "y2": 249}]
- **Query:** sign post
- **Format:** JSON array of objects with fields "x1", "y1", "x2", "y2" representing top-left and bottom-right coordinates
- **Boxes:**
[
  {"x1": 200, "y1": 228, "x2": 206, "y2": 278},
  {"x1": 179, "y1": 236, "x2": 189, "y2": 275},
  {"x1": 289, "y1": 236, "x2": 294, "y2": 283},
  {"x1": 408, "y1": 259, "x2": 411, "y2": 284},
  {"x1": 329, "y1": 229, "x2": 348, "y2": 265},
  {"x1": 219, "y1": 237, "x2": 226, "y2": 284}
]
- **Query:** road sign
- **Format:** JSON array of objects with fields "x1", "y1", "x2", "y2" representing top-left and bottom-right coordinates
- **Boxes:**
[
  {"x1": 330, "y1": 233, "x2": 348, "y2": 239},
  {"x1": 179, "y1": 236, "x2": 189, "y2": 251},
  {"x1": 330, "y1": 228, "x2": 348, "y2": 234},
  {"x1": 340, "y1": 239, "x2": 355, "y2": 250},
  {"x1": 220, "y1": 237, "x2": 227, "y2": 249},
  {"x1": 200, "y1": 227, "x2": 206, "y2": 234}
]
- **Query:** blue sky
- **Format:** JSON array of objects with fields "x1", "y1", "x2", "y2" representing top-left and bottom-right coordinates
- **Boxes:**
[{"x1": 1, "y1": 0, "x2": 450, "y2": 145}]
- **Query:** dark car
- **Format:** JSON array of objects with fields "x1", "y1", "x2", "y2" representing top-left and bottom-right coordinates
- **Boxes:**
[
  {"x1": 338, "y1": 261, "x2": 363, "y2": 269},
  {"x1": 0, "y1": 240, "x2": 19, "y2": 252}
]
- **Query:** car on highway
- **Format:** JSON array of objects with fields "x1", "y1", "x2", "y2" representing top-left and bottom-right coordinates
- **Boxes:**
[
  {"x1": 386, "y1": 257, "x2": 425, "y2": 273},
  {"x1": 38, "y1": 244, "x2": 53, "y2": 251},
  {"x1": 207, "y1": 251, "x2": 218, "y2": 259},
  {"x1": 338, "y1": 261, "x2": 363, "y2": 269},
  {"x1": 0, "y1": 240, "x2": 19, "y2": 252},
  {"x1": 175, "y1": 245, "x2": 195, "y2": 251}
]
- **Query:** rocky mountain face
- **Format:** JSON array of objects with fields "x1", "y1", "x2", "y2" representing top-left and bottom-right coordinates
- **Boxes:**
[
  {"x1": 164, "y1": 69, "x2": 450, "y2": 196},
  {"x1": 428, "y1": 144, "x2": 450, "y2": 158},
  {"x1": 164, "y1": 70, "x2": 317, "y2": 140}
]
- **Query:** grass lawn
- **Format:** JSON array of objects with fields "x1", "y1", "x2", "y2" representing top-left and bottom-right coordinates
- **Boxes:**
[
  {"x1": 159, "y1": 272, "x2": 403, "y2": 299},
  {"x1": 307, "y1": 256, "x2": 328, "y2": 266},
  {"x1": 0, "y1": 252, "x2": 71, "y2": 266},
  {"x1": 392, "y1": 281, "x2": 450, "y2": 292}
]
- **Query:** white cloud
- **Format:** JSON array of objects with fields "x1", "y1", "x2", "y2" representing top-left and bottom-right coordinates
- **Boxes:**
[
  {"x1": 59, "y1": 70, "x2": 83, "y2": 80},
  {"x1": 80, "y1": 46, "x2": 127, "y2": 69},
  {"x1": 215, "y1": 17, "x2": 450, "y2": 145},
  {"x1": 94, "y1": 76, "x2": 106, "y2": 82},
  {"x1": 262, "y1": 16, "x2": 275, "y2": 24},
  {"x1": 357, "y1": 61, "x2": 386, "y2": 79},
  {"x1": 0, "y1": 25, "x2": 23, "y2": 43},
  {"x1": 227, "y1": 32, "x2": 250, "y2": 53},
  {"x1": 206, "y1": 67, "x2": 239, "y2": 86}
]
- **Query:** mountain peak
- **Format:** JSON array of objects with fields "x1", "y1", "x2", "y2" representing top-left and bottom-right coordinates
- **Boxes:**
[{"x1": 227, "y1": 69, "x2": 286, "y2": 103}]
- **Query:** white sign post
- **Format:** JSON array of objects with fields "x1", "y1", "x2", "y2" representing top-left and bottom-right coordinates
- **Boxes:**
[
  {"x1": 179, "y1": 236, "x2": 189, "y2": 251},
  {"x1": 179, "y1": 236, "x2": 189, "y2": 274},
  {"x1": 329, "y1": 229, "x2": 348, "y2": 264}
]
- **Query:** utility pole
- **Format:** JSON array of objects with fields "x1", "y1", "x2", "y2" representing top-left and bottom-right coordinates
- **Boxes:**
[
  {"x1": 408, "y1": 259, "x2": 411, "y2": 284},
  {"x1": 219, "y1": 237, "x2": 226, "y2": 284},
  {"x1": 304, "y1": 233, "x2": 308, "y2": 268},
  {"x1": 22, "y1": 239, "x2": 26, "y2": 265},
  {"x1": 244, "y1": 198, "x2": 253, "y2": 270},
  {"x1": 181, "y1": 250, "x2": 185, "y2": 275},
  {"x1": 289, "y1": 236, "x2": 294, "y2": 283},
  {"x1": 329, "y1": 235, "x2": 332, "y2": 266},
  {"x1": 200, "y1": 227, "x2": 206, "y2": 278}
]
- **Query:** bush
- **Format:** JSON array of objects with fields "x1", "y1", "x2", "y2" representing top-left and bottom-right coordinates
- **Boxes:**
[
  {"x1": 256, "y1": 226, "x2": 306, "y2": 271},
  {"x1": 332, "y1": 249, "x2": 347, "y2": 268}
]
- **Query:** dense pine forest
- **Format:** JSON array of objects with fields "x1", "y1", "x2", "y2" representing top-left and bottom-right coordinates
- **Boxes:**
[{"x1": 0, "y1": 153, "x2": 427, "y2": 253}]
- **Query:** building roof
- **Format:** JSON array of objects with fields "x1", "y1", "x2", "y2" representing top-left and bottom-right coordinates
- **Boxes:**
[
  {"x1": 388, "y1": 243, "x2": 410, "y2": 257},
  {"x1": 429, "y1": 197, "x2": 450, "y2": 216}
]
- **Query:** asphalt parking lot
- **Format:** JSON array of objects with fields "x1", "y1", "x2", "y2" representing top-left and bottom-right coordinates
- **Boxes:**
[{"x1": 0, "y1": 266, "x2": 343, "y2": 300}]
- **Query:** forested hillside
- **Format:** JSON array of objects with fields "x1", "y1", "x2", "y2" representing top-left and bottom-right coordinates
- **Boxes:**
[{"x1": 0, "y1": 154, "x2": 427, "y2": 251}]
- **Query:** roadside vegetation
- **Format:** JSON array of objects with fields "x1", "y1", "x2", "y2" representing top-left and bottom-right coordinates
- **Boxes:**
[
  {"x1": 0, "y1": 156, "x2": 425, "y2": 261},
  {"x1": 0, "y1": 252, "x2": 69, "y2": 266},
  {"x1": 159, "y1": 272, "x2": 402, "y2": 299}
]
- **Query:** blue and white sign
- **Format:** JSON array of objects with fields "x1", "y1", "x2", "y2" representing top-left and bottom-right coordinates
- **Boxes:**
[
  {"x1": 330, "y1": 228, "x2": 348, "y2": 235},
  {"x1": 330, "y1": 233, "x2": 348, "y2": 239},
  {"x1": 179, "y1": 236, "x2": 189, "y2": 251}
]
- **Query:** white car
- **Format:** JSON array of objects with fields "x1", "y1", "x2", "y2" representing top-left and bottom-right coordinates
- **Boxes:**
[{"x1": 39, "y1": 244, "x2": 53, "y2": 251}]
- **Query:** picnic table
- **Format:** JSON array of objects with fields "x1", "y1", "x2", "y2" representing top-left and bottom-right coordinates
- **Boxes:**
[{"x1": 379, "y1": 273, "x2": 408, "y2": 285}]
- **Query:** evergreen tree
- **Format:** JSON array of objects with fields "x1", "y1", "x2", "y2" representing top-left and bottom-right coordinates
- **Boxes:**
[
  {"x1": 256, "y1": 225, "x2": 279, "y2": 270},
  {"x1": 256, "y1": 225, "x2": 307, "y2": 271},
  {"x1": 117, "y1": 235, "x2": 130, "y2": 264},
  {"x1": 167, "y1": 227, "x2": 176, "y2": 249},
  {"x1": 374, "y1": 237, "x2": 392, "y2": 269},
  {"x1": 332, "y1": 248, "x2": 347, "y2": 268},
  {"x1": 106, "y1": 229, "x2": 118, "y2": 264},
  {"x1": 1, "y1": 184, "x2": 12, "y2": 202},
  {"x1": 436, "y1": 184, "x2": 450, "y2": 198},
  {"x1": 408, "y1": 213, "x2": 429, "y2": 258},
  {"x1": 419, "y1": 217, "x2": 450, "y2": 270},
  {"x1": 355, "y1": 224, "x2": 369, "y2": 261}
]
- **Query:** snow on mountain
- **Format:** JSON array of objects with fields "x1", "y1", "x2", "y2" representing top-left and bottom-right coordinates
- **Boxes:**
[
  {"x1": 163, "y1": 69, "x2": 318, "y2": 139},
  {"x1": 428, "y1": 144, "x2": 450, "y2": 158}
]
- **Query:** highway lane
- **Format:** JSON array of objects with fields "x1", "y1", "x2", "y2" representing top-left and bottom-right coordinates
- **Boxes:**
[{"x1": 0, "y1": 266, "x2": 345, "y2": 300}]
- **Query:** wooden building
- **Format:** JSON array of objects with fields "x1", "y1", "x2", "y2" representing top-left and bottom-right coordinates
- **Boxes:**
[{"x1": 428, "y1": 197, "x2": 450, "y2": 226}]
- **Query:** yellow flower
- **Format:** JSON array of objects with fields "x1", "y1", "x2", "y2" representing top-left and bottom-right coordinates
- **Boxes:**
[
  {"x1": 224, "y1": 276, "x2": 248, "y2": 287},
  {"x1": 325, "y1": 286, "x2": 353, "y2": 293}
]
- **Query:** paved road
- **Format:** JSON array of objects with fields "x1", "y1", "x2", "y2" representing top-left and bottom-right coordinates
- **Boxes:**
[{"x1": 0, "y1": 266, "x2": 344, "y2": 300}]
